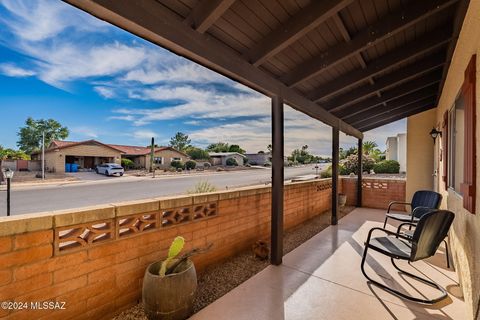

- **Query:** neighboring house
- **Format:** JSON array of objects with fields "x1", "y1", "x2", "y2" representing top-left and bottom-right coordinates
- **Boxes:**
[
  {"x1": 245, "y1": 152, "x2": 271, "y2": 165},
  {"x1": 110, "y1": 144, "x2": 189, "y2": 170},
  {"x1": 32, "y1": 140, "x2": 188, "y2": 173},
  {"x1": 209, "y1": 152, "x2": 246, "y2": 166},
  {"x1": 385, "y1": 133, "x2": 406, "y2": 173}
]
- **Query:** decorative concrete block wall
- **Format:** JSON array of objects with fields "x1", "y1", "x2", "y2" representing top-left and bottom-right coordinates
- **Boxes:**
[
  {"x1": 0, "y1": 179, "x2": 332, "y2": 320},
  {"x1": 341, "y1": 177, "x2": 406, "y2": 210}
]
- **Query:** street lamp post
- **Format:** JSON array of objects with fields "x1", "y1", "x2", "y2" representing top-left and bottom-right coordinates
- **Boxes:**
[{"x1": 3, "y1": 168, "x2": 14, "y2": 216}]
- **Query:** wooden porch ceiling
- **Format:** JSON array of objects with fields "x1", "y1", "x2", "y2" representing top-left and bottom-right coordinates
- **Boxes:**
[{"x1": 64, "y1": 0, "x2": 469, "y2": 137}]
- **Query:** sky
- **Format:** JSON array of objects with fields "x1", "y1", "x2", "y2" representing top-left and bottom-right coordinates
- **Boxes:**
[{"x1": 0, "y1": 0, "x2": 405, "y2": 156}]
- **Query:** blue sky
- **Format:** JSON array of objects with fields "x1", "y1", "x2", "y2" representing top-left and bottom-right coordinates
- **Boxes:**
[{"x1": 0, "y1": 0, "x2": 405, "y2": 156}]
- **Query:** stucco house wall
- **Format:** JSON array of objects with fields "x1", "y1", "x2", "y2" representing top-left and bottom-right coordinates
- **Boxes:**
[
  {"x1": 44, "y1": 143, "x2": 122, "y2": 173},
  {"x1": 406, "y1": 109, "x2": 436, "y2": 202},
  {"x1": 144, "y1": 149, "x2": 189, "y2": 170},
  {"x1": 407, "y1": 2, "x2": 480, "y2": 318}
]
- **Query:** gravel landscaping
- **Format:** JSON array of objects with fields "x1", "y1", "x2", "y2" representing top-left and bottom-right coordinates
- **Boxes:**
[{"x1": 113, "y1": 206, "x2": 355, "y2": 320}]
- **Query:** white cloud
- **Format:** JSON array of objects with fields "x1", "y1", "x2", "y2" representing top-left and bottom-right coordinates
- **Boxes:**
[
  {"x1": 131, "y1": 130, "x2": 159, "y2": 141},
  {"x1": 0, "y1": 63, "x2": 35, "y2": 77},
  {"x1": 71, "y1": 126, "x2": 99, "y2": 139},
  {"x1": 0, "y1": 0, "x2": 107, "y2": 41},
  {"x1": 94, "y1": 86, "x2": 116, "y2": 99},
  {"x1": 123, "y1": 62, "x2": 230, "y2": 85}
]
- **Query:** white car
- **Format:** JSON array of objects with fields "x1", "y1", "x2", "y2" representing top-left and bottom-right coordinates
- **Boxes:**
[{"x1": 95, "y1": 163, "x2": 124, "y2": 176}]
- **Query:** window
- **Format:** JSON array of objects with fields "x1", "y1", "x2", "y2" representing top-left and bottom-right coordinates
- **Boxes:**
[
  {"x1": 171, "y1": 157, "x2": 181, "y2": 161},
  {"x1": 154, "y1": 157, "x2": 163, "y2": 165},
  {"x1": 447, "y1": 96, "x2": 465, "y2": 193},
  {"x1": 445, "y1": 55, "x2": 476, "y2": 213}
]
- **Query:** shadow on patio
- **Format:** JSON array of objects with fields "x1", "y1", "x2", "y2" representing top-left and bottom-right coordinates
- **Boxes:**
[{"x1": 191, "y1": 208, "x2": 465, "y2": 320}]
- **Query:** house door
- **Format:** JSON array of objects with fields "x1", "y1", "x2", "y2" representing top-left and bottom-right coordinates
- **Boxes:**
[{"x1": 84, "y1": 157, "x2": 94, "y2": 169}]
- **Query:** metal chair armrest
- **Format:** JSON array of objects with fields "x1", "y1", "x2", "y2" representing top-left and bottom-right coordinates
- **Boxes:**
[
  {"x1": 387, "y1": 201, "x2": 412, "y2": 213},
  {"x1": 365, "y1": 227, "x2": 412, "y2": 246},
  {"x1": 396, "y1": 222, "x2": 417, "y2": 235}
]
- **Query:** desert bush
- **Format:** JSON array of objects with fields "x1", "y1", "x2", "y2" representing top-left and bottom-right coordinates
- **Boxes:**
[
  {"x1": 263, "y1": 161, "x2": 272, "y2": 167},
  {"x1": 320, "y1": 164, "x2": 348, "y2": 178},
  {"x1": 373, "y1": 160, "x2": 400, "y2": 174},
  {"x1": 171, "y1": 160, "x2": 185, "y2": 170},
  {"x1": 121, "y1": 158, "x2": 135, "y2": 169},
  {"x1": 185, "y1": 160, "x2": 197, "y2": 170},
  {"x1": 226, "y1": 158, "x2": 238, "y2": 166},
  {"x1": 188, "y1": 181, "x2": 217, "y2": 194}
]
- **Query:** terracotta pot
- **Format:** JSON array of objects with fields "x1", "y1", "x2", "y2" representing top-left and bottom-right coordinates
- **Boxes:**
[
  {"x1": 338, "y1": 193, "x2": 347, "y2": 207},
  {"x1": 142, "y1": 259, "x2": 197, "y2": 320}
]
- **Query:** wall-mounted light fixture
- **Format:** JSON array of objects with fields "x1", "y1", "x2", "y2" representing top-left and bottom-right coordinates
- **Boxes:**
[{"x1": 429, "y1": 128, "x2": 442, "y2": 144}]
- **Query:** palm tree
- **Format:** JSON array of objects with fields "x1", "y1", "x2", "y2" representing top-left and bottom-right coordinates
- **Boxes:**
[{"x1": 362, "y1": 141, "x2": 378, "y2": 155}]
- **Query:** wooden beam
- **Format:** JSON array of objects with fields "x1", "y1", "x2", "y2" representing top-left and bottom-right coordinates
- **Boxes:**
[
  {"x1": 63, "y1": 0, "x2": 363, "y2": 139},
  {"x1": 436, "y1": 0, "x2": 470, "y2": 104},
  {"x1": 332, "y1": 14, "x2": 374, "y2": 85},
  {"x1": 185, "y1": 0, "x2": 236, "y2": 33},
  {"x1": 271, "y1": 95, "x2": 284, "y2": 265},
  {"x1": 246, "y1": 0, "x2": 354, "y2": 66},
  {"x1": 334, "y1": 70, "x2": 442, "y2": 119},
  {"x1": 357, "y1": 139, "x2": 363, "y2": 207},
  {"x1": 332, "y1": 127, "x2": 340, "y2": 225},
  {"x1": 359, "y1": 103, "x2": 436, "y2": 132},
  {"x1": 351, "y1": 96, "x2": 437, "y2": 128},
  {"x1": 281, "y1": 0, "x2": 458, "y2": 87},
  {"x1": 307, "y1": 25, "x2": 452, "y2": 102},
  {"x1": 321, "y1": 52, "x2": 445, "y2": 109},
  {"x1": 345, "y1": 85, "x2": 439, "y2": 124}
]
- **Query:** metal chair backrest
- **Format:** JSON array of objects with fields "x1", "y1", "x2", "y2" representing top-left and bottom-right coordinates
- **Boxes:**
[
  {"x1": 410, "y1": 210, "x2": 454, "y2": 262},
  {"x1": 411, "y1": 190, "x2": 442, "y2": 211}
]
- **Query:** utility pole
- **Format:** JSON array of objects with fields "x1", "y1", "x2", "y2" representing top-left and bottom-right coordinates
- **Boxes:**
[
  {"x1": 42, "y1": 132, "x2": 45, "y2": 181},
  {"x1": 150, "y1": 137, "x2": 155, "y2": 178}
]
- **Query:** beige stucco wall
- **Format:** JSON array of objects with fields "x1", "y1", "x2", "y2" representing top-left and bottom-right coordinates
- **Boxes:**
[
  {"x1": 429, "y1": 1, "x2": 480, "y2": 318},
  {"x1": 406, "y1": 109, "x2": 436, "y2": 202},
  {"x1": 45, "y1": 143, "x2": 122, "y2": 173},
  {"x1": 143, "y1": 149, "x2": 189, "y2": 170}
]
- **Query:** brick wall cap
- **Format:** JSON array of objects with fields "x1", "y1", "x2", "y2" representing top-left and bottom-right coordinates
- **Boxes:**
[
  {"x1": 114, "y1": 199, "x2": 160, "y2": 217},
  {"x1": 53, "y1": 205, "x2": 115, "y2": 227},
  {"x1": 0, "y1": 211, "x2": 53, "y2": 237}
]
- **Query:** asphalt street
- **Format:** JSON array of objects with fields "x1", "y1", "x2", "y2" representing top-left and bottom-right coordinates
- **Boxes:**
[{"x1": 0, "y1": 164, "x2": 327, "y2": 216}]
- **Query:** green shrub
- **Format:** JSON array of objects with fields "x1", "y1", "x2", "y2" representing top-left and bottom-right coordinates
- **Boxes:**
[
  {"x1": 171, "y1": 160, "x2": 185, "y2": 170},
  {"x1": 263, "y1": 161, "x2": 272, "y2": 167},
  {"x1": 187, "y1": 180, "x2": 217, "y2": 194},
  {"x1": 185, "y1": 160, "x2": 197, "y2": 170},
  {"x1": 121, "y1": 158, "x2": 135, "y2": 169},
  {"x1": 226, "y1": 158, "x2": 238, "y2": 166},
  {"x1": 342, "y1": 154, "x2": 375, "y2": 175},
  {"x1": 373, "y1": 160, "x2": 400, "y2": 173},
  {"x1": 320, "y1": 164, "x2": 348, "y2": 178},
  {"x1": 203, "y1": 162, "x2": 211, "y2": 169}
]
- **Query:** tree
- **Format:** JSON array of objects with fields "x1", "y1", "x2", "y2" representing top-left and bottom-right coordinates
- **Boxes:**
[
  {"x1": 17, "y1": 117, "x2": 69, "y2": 154},
  {"x1": 228, "y1": 144, "x2": 245, "y2": 154},
  {"x1": 288, "y1": 145, "x2": 315, "y2": 164},
  {"x1": 169, "y1": 132, "x2": 191, "y2": 152},
  {"x1": 206, "y1": 142, "x2": 230, "y2": 153},
  {"x1": 362, "y1": 141, "x2": 378, "y2": 155},
  {"x1": 340, "y1": 146, "x2": 357, "y2": 160},
  {"x1": 185, "y1": 146, "x2": 210, "y2": 160},
  {"x1": 0, "y1": 146, "x2": 30, "y2": 160}
]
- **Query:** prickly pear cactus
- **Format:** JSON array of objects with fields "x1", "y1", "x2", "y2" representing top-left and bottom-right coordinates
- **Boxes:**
[{"x1": 159, "y1": 236, "x2": 185, "y2": 277}]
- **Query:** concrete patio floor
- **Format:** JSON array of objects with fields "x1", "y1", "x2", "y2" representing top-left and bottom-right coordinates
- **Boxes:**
[{"x1": 191, "y1": 208, "x2": 465, "y2": 320}]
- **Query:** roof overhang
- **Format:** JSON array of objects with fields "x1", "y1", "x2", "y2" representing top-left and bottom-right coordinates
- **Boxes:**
[{"x1": 64, "y1": 0, "x2": 469, "y2": 135}]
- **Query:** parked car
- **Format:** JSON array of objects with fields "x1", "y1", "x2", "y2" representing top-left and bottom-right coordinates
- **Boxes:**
[{"x1": 95, "y1": 163, "x2": 124, "y2": 176}]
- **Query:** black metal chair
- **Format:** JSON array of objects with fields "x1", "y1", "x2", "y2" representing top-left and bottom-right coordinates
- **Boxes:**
[
  {"x1": 361, "y1": 210, "x2": 455, "y2": 304},
  {"x1": 396, "y1": 207, "x2": 451, "y2": 268},
  {"x1": 383, "y1": 190, "x2": 442, "y2": 228}
]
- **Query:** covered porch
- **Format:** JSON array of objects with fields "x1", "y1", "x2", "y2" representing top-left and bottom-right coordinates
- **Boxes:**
[{"x1": 192, "y1": 207, "x2": 465, "y2": 320}]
